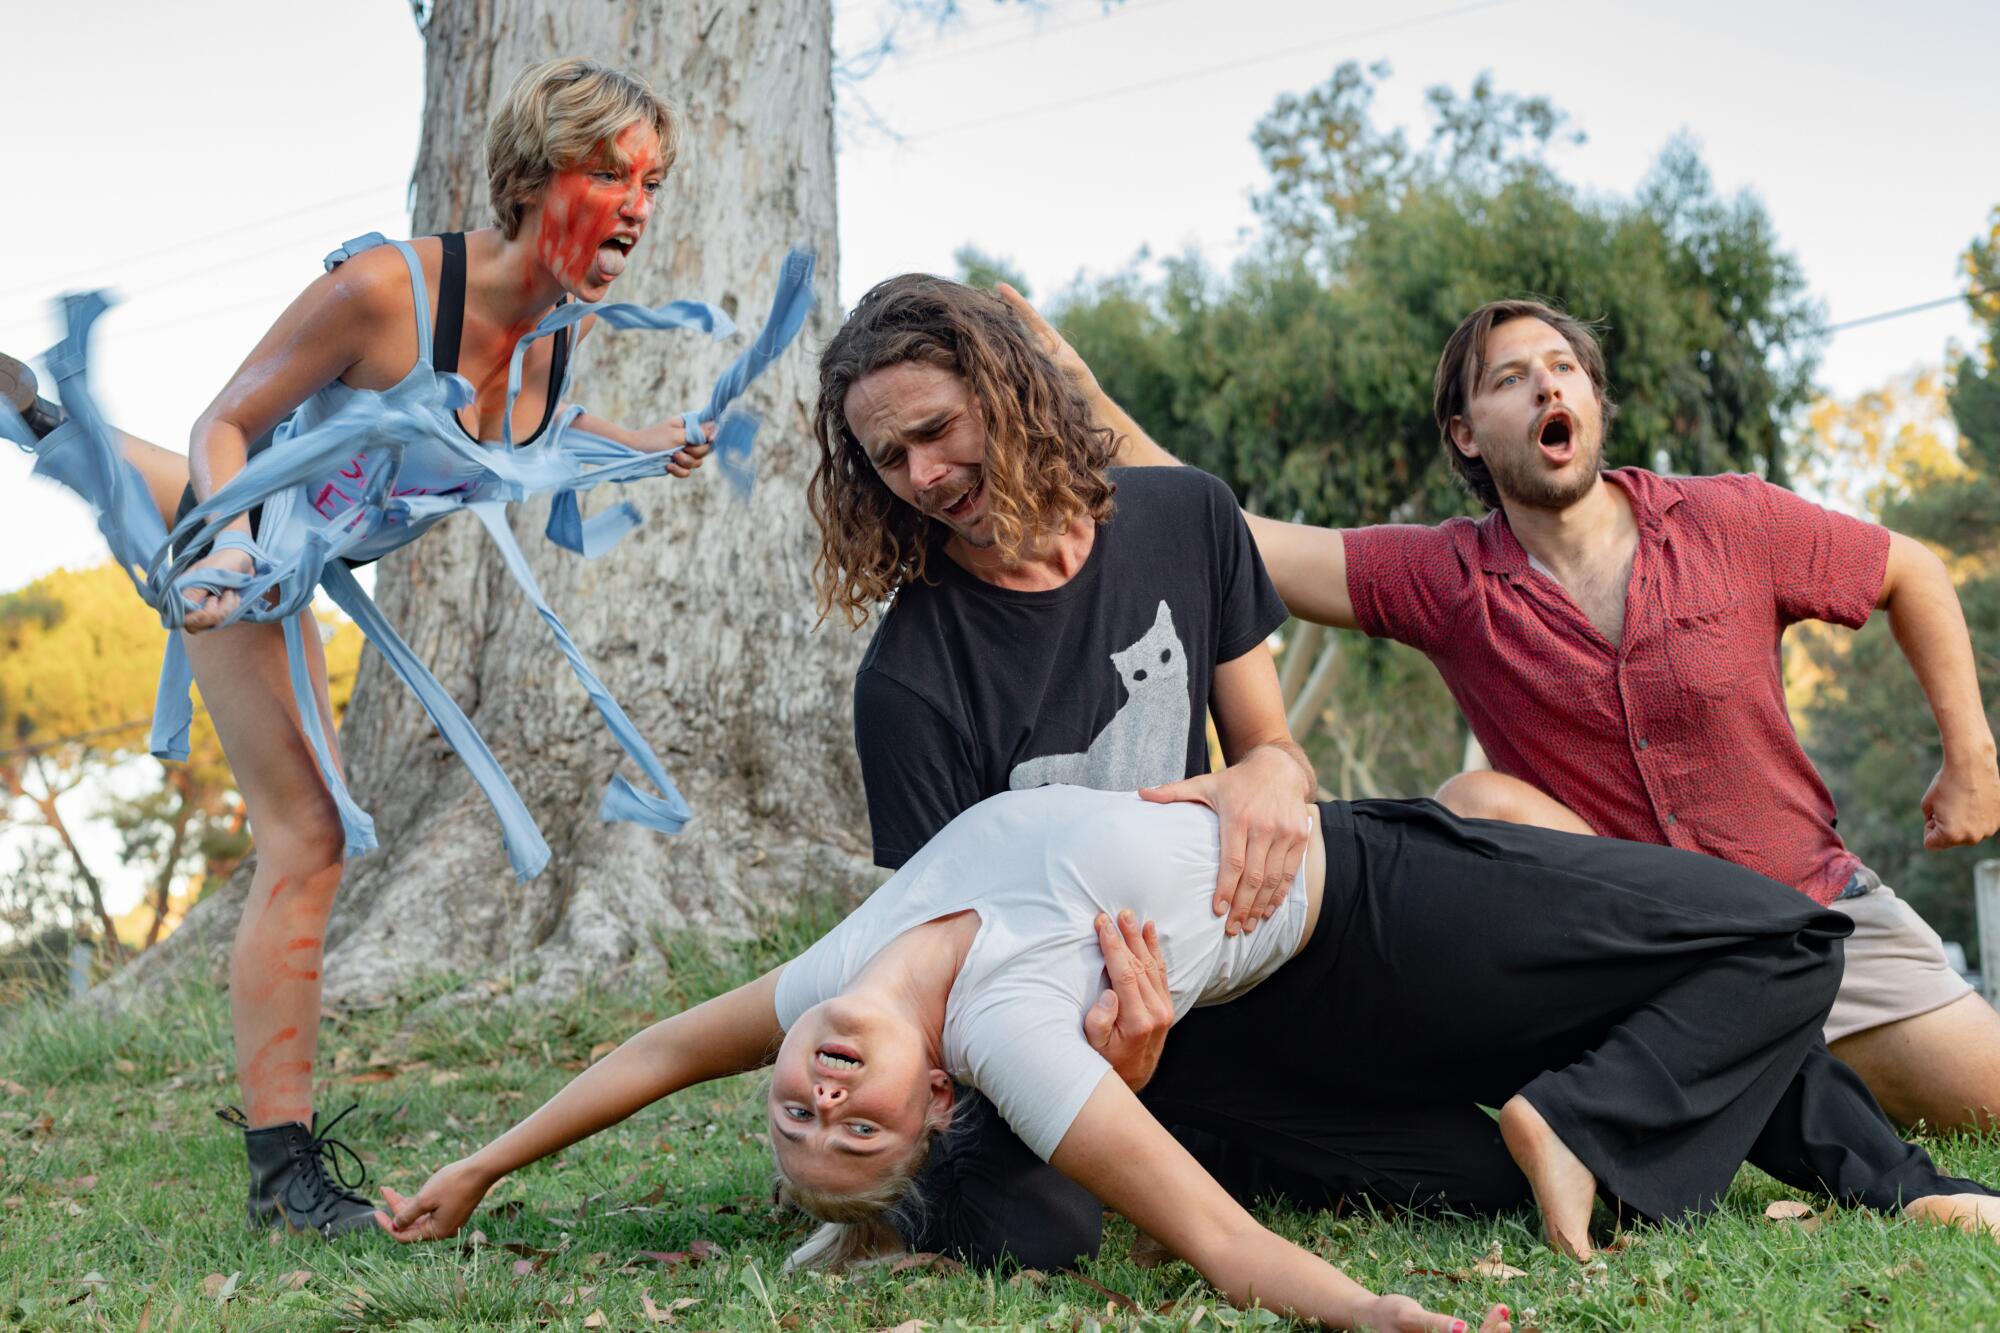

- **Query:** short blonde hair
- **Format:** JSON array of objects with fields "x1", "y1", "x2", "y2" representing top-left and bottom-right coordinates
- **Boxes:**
[{"x1": 485, "y1": 57, "x2": 681, "y2": 239}]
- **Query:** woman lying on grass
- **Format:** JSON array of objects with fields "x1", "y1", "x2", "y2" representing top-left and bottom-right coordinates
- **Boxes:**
[{"x1": 382, "y1": 786, "x2": 2000, "y2": 1332}]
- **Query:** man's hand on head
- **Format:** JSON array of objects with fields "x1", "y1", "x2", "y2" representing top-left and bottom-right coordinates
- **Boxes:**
[
  {"x1": 1922, "y1": 745, "x2": 2000, "y2": 850},
  {"x1": 995, "y1": 283, "x2": 1102, "y2": 401},
  {"x1": 1085, "y1": 910, "x2": 1174, "y2": 1092},
  {"x1": 1140, "y1": 745, "x2": 1315, "y2": 936}
]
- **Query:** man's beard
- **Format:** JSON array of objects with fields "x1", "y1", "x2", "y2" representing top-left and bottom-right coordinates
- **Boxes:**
[{"x1": 1487, "y1": 433, "x2": 1605, "y2": 512}]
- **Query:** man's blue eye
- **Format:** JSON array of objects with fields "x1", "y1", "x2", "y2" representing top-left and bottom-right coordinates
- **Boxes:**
[
  {"x1": 848, "y1": 1122, "x2": 879, "y2": 1137},
  {"x1": 784, "y1": 1105, "x2": 811, "y2": 1121}
]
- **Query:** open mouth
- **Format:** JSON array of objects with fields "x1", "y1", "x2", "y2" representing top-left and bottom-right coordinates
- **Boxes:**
[
  {"x1": 595, "y1": 234, "x2": 637, "y2": 278},
  {"x1": 935, "y1": 474, "x2": 984, "y2": 522},
  {"x1": 1537, "y1": 410, "x2": 1575, "y2": 458},
  {"x1": 815, "y1": 1045, "x2": 863, "y2": 1072}
]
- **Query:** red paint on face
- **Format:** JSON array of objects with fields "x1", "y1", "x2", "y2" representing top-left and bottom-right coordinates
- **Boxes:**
[{"x1": 534, "y1": 121, "x2": 663, "y2": 297}]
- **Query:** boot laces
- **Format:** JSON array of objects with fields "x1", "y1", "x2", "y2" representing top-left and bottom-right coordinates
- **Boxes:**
[{"x1": 282, "y1": 1103, "x2": 371, "y2": 1218}]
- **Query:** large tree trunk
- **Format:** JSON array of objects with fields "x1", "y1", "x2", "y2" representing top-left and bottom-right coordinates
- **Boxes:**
[{"x1": 115, "y1": 0, "x2": 870, "y2": 1004}]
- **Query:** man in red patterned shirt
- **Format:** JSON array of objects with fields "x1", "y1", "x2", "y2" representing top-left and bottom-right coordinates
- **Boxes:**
[{"x1": 1006, "y1": 288, "x2": 2000, "y2": 1135}]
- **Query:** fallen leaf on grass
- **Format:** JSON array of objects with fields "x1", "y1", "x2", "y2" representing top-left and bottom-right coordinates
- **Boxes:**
[
  {"x1": 1471, "y1": 1241, "x2": 1526, "y2": 1282},
  {"x1": 879, "y1": 1322, "x2": 930, "y2": 1333},
  {"x1": 1130, "y1": 1230, "x2": 1173, "y2": 1269},
  {"x1": 512, "y1": 1259, "x2": 540, "y2": 1278},
  {"x1": 1764, "y1": 1199, "x2": 1822, "y2": 1232},
  {"x1": 589, "y1": 1040, "x2": 621, "y2": 1063},
  {"x1": 429, "y1": 1070, "x2": 463, "y2": 1087},
  {"x1": 62, "y1": 1174, "x2": 99, "y2": 1194},
  {"x1": 347, "y1": 1069, "x2": 399, "y2": 1085},
  {"x1": 632, "y1": 1239, "x2": 721, "y2": 1269},
  {"x1": 487, "y1": 1199, "x2": 526, "y2": 1220},
  {"x1": 582, "y1": 1310, "x2": 608, "y2": 1328},
  {"x1": 203, "y1": 1271, "x2": 242, "y2": 1303},
  {"x1": 642, "y1": 1291, "x2": 698, "y2": 1323},
  {"x1": 1069, "y1": 1272, "x2": 1139, "y2": 1311},
  {"x1": 559, "y1": 1285, "x2": 599, "y2": 1307},
  {"x1": 1008, "y1": 1269, "x2": 1047, "y2": 1288},
  {"x1": 888, "y1": 1252, "x2": 965, "y2": 1275},
  {"x1": 0, "y1": 1079, "x2": 28, "y2": 1097},
  {"x1": 278, "y1": 1271, "x2": 313, "y2": 1291},
  {"x1": 114, "y1": 1059, "x2": 139, "y2": 1075}
]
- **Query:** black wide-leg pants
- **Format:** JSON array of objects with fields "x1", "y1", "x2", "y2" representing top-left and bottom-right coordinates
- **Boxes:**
[{"x1": 1144, "y1": 799, "x2": 1989, "y2": 1222}]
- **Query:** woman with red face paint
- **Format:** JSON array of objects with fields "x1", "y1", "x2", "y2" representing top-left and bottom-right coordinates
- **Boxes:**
[{"x1": 0, "y1": 57, "x2": 737, "y2": 1239}]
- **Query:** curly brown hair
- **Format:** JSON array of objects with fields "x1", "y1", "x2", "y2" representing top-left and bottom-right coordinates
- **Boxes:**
[{"x1": 809, "y1": 275, "x2": 1118, "y2": 628}]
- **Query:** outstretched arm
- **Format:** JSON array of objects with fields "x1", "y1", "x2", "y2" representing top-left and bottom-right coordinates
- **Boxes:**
[
  {"x1": 1050, "y1": 1076, "x2": 1508, "y2": 1332},
  {"x1": 382, "y1": 967, "x2": 786, "y2": 1240},
  {"x1": 1878, "y1": 531, "x2": 2000, "y2": 848},
  {"x1": 996, "y1": 283, "x2": 1179, "y2": 469},
  {"x1": 996, "y1": 283, "x2": 1361, "y2": 630}
]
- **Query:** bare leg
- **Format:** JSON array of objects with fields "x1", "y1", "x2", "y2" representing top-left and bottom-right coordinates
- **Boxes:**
[
  {"x1": 182, "y1": 615, "x2": 345, "y2": 1127},
  {"x1": 1434, "y1": 770, "x2": 1596, "y2": 836},
  {"x1": 1498, "y1": 1095, "x2": 1597, "y2": 1259},
  {"x1": 1905, "y1": 1193, "x2": 2000, "y2": 1237},
  {"x1": 119, "y1": 432, "x2": 192, "y2": 529},
  {"x1": 1831, "y1": 993, "x2": 2000, "y2": 1133}
]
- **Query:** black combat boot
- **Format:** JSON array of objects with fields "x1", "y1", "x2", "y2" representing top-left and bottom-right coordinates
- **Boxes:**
[
  {"x1": 218, "y1": 1104, "x2": 381, "y2": 1238},
  {"x1": 0, "y1": 351, "x2": 65, "y2": 440}
]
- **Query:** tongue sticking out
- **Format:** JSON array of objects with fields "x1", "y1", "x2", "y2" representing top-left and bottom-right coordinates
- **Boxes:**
[{"x1": 596, "y1": 243, "x2": 628, "y2": 279}]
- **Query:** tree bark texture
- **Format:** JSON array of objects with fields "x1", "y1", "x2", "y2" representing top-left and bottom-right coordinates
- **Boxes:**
[{"x1": 118, "y1": 0, "x2": 871, "y2": 1004}]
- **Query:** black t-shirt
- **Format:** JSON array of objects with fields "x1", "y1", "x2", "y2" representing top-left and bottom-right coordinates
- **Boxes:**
[{"x1": 853, "y1": 465, "x2": 1289, "y2": 868}]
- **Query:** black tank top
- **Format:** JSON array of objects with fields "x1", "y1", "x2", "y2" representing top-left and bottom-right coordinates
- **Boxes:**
[{"x1": 434, "y1": 231, "x2": 571, "y2": 448}]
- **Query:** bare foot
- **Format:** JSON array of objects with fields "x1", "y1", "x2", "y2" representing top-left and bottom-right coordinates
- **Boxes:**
[
  {"x1": 1905, "y1": 1192, "x2": 2000, "y2": 1238},
  {"x1": 1499, "y1": 1094, "x2": 1596, "y2": 1259}
]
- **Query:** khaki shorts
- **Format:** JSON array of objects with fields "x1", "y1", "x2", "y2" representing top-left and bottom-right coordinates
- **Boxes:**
[{"x1": 1824, "y1": 881, "x2": 1974, "y2": 1044}]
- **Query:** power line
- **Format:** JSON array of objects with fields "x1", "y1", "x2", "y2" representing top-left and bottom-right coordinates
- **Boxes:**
[
  {"x1": 860, "y1": 0, "x2": 1521, "y2": 147},
  {"x1": 876, "y1": 0, "x2": 1196, "y2": 77},
  {"x1": 0, "y1": 179, "x2": 407, "y2": 304},
  {"x1": 1826, "y1": 293, "x2": 1984, "y2": 335}
]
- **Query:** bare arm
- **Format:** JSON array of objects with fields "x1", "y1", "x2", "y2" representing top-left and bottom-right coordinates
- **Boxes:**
[
  {"x1": 1051, "y1": 1076, "x2": 1508, "y2": 1332},
  {"x1": 995, "y1": 282, "x2": 1180, "y2": 468},
  {"x1": 1249, "y1": 516, "x2": 1361, "y2": 631},
  {"x1": 995, "y1": 282, "x2": 1361, "y2": 629},
  {"x1": 179, "y1": 251, "x2": 398, "y2": 628},
  {"x1": 1143, "y1": 645, "x2": 1316, "y2": 934},
  {"x1": 383, "y1": 967, "x2": 786, "y2": 1239},
  {"x1": 1877, "y1": 531, "x2": 2000, "y2": 848}
]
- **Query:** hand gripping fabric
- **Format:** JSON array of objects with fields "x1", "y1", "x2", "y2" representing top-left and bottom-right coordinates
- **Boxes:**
[{"x1": 1, "y1": 242, "x2": 818, "y2": 880}]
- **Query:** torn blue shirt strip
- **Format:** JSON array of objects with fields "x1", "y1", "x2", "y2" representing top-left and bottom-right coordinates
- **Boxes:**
[{"x1": 3, "y1": 241, "x2": 816, "y2": 881}]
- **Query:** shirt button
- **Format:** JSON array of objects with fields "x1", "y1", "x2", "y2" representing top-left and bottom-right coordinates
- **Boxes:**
[
  {"x1": 1637, "y1": 738, "x2": 1649, "y2": 751},
  {"x1": 1665, "y1": 813, "x2": 1677, "y2": 826}
]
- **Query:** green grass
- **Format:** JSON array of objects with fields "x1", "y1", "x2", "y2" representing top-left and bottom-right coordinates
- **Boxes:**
[{"x1": 8, "y1": 920, "x2": 2000, "y2": 1331}]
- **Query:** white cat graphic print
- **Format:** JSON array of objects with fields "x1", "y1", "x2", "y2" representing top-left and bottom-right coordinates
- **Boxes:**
[{"x1": 1009, "y1": 600, "x2": 1191, "y2": 791}]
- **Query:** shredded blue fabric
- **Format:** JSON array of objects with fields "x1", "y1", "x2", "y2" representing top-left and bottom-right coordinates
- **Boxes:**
[{"x1": 3, "y1": 237, "x2": 816, "y2": 880}]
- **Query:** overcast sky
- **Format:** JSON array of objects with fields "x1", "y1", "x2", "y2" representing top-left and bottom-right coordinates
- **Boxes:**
[{"x1": 4, "y1": 0, "x2": 1995, "y2": 916}]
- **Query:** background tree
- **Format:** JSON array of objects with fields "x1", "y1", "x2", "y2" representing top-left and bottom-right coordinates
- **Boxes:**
[
  {"x1": 1045, "y1": 61, "x2": 1824, "y2": 796},
  {"x1": 0, "y1": 563, "x2": 335, "y2": 956},
  {"x1": 1797, "y1": 210, "x2": 2000, "y2": 951}
]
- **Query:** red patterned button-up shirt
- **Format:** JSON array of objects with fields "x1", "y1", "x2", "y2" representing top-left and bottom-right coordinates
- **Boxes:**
[{"x1": 1344, "y1": 468, "x2": 1891, "y2": 905}]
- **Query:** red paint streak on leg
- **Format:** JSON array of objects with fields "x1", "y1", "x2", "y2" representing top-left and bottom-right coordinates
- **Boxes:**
[
  {"x1": 266, "y1": 874, "x2": 292, "y2": 908},
  {"x1": 244, "y1": 1026, "x2": 313, "y2": 1127},
  {"x1": 276, "y1": 937, "x2": 322, "y2": 983}
]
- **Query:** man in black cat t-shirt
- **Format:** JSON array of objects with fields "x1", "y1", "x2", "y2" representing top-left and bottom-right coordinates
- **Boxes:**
[{"x1": 807, "y1": 274, "x2": 1313, "y2": 1269}]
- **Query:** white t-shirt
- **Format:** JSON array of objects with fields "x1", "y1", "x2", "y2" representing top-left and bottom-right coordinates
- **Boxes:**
[{"x1": 773, "y1": 786, "x2": 1309, "y2": 1161}]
